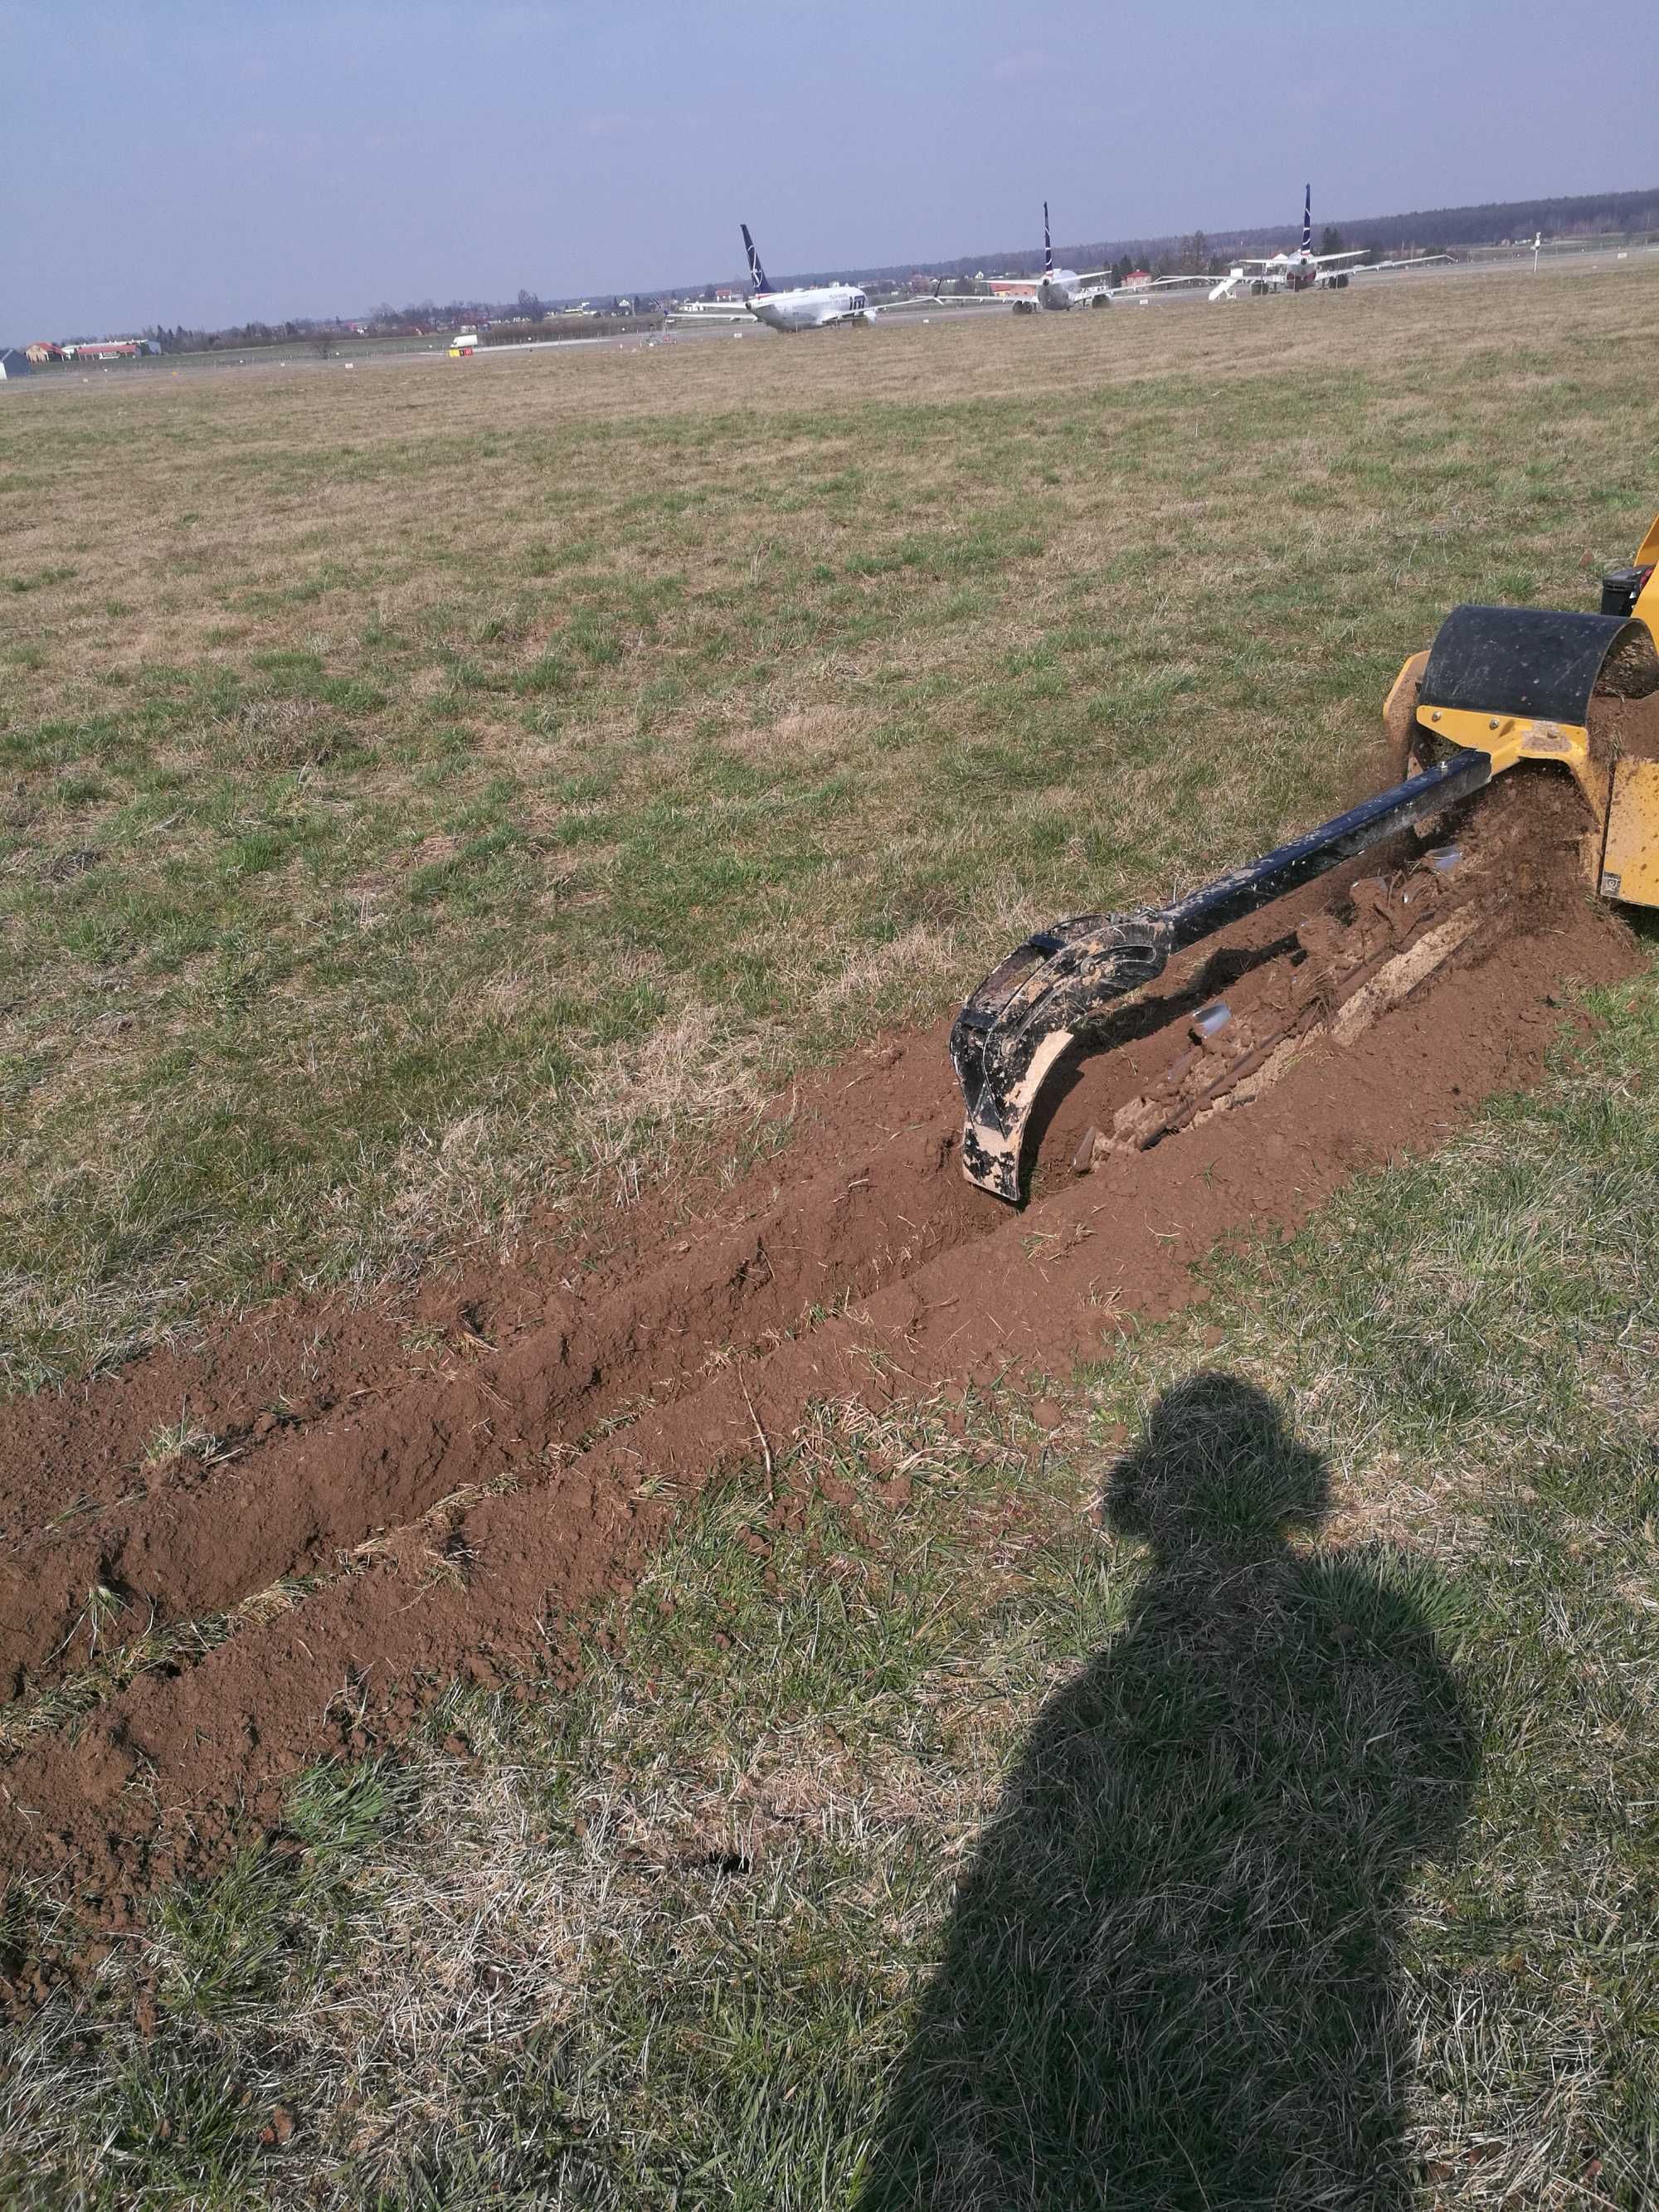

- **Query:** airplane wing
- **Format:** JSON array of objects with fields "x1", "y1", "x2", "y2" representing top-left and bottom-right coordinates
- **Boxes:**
[
  {"x1": 1351, "y1": 253, "x2": 1453, "y2": 274},
  {"x1": 1098, "y1": 273, "x2": 1214, "y2": 299},
  {"x1": 1225, "y1": 249, "x2": 1365, "y2": 269},
  {"x1": 883, "y1": 294, "x2": 1003, "y2": 311}
]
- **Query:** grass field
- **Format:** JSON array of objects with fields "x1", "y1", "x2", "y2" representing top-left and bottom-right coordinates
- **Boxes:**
[
  {"x1": 3, "y1": 264, "x2": 1659, "y2": 2205},
  {"x1": 5, "y1": 266, "x2": 1659, "y2": 1388}
]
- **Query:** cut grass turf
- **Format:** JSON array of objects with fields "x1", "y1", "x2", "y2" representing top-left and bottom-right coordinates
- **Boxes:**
[
  {"x1": 5, "y1": 264, "x2": 1659, "y2": 1385},
  {"x1": 2, "y1": 967, "x2": 1656, "y2": 2207}
]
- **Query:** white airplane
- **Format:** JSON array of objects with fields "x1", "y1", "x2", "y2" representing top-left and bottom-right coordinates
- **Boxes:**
[
  {"x1": 988, "y1": 205, "x2": 1114, "y2": 311},
  {"x1": 740, "y1": 226, "x2": 874, "y2": 331},
  {"x1": 992, "y1": 207, "x2": 1253, "y2": 313},
  {"x1": 1207, "y1": 187, "x2": 1370, "y2": 299}
]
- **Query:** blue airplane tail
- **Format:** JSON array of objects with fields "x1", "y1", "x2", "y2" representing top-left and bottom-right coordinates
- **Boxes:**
[
  {"x1": 1044, "y1": 200, "x2": 1053, "y2": 275},
  {"x1": 1302, "y1": 184, "x2": 1312, "y2": 254},
  {"x1": 741, "y1": 223, "x2": 771, "y2": 294}
]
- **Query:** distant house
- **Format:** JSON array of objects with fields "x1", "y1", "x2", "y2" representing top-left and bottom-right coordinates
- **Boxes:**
[
  {"x1": 25, "y1": 342, "x2": 62, "y2": 365},
  {"x1": 0, "y1": 348, "x2": 32, "y2": 379}
]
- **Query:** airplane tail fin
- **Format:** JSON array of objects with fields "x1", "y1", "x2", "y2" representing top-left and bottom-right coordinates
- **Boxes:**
[
  {"x1": 741, "y1": 223, "x2": 771, "y2": 294},
  {"x1": 1302, "y1": 184, "x2": 1312, "y2": 255},
  {"x1": 1044, "y1": 201, "x2": 1053, "y2": 275}
]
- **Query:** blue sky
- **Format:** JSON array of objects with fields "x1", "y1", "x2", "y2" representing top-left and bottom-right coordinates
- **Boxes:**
[{"x1": 7, "y1": 0, "x2": 1657, "y2": 335}]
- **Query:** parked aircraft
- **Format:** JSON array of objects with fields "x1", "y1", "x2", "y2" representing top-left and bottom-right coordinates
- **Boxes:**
[
  {"x1": 740, "y1": 226, "x2": 874, "y2": 330},
  {"x1": 1207, "y1": 187, "x2": 1369, "y2": 299},
  {"x1": 989, "y1": 205, "x2": 1113, "y2": 311}
]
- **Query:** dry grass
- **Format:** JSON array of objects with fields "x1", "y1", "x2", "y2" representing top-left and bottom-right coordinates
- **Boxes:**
[{"x1": 6, "y1": 262, "x2": 1659, "y2": 1385}]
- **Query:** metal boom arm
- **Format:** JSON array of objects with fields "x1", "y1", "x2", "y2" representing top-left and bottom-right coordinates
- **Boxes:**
[{"x1": 951, "y1": 746, "x2": 1491, "y2": 1199}]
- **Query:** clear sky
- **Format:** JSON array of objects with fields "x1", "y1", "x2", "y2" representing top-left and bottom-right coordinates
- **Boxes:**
[{"x1": 7, "y1": 0, "x2": 1657, "y2": 336}]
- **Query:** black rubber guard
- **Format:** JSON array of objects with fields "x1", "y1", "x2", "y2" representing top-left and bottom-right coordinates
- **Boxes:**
[{"x1": 1420, "y1": 606, "x2": 1659, "y2": 727}]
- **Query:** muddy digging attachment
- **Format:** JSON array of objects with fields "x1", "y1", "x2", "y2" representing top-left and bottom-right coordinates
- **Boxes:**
[
  {"x1": 0, "y1": 771, "x2": 1634, "y2": 1929},
  {"x1": 952, "y1": 748, "x2": 1493, "y2": 1200}
]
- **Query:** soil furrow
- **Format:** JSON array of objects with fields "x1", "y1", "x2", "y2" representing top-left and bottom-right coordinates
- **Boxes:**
[
  {"x1": 0, "y1": 814, "x2": 1634, "y2": 1910},
  {"x1": 0, "y1": 843, "x2": 1427, "y2": 1693}
]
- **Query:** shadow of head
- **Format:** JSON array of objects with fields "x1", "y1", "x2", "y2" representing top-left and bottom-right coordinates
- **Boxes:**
[{"x1": 1105, "y1": 1370, "x2": 1329, "y2": 1560}]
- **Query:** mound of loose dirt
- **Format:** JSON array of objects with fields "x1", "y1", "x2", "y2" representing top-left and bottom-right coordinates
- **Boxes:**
[
  {"x1": 1592, "y1": 685, "x2": 1659, "y2": 763},
  {"x1": 0, "y1": 777, "x2": 1638, "y2": 1934}
]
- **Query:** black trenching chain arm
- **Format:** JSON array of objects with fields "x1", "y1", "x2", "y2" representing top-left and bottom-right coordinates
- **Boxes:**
[{"x1": 951, "y1": 746, "x2": 1491, "y2": 1201}]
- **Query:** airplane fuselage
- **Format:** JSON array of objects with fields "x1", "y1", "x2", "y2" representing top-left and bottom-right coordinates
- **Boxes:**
[
  {"x1": 748, "y1": 285, "x2": 872, "y2": 332},
  {"x1": 1209, "y1": 252, "x2": 1354, "y2": 300},
  {"x1": 992, "y1": 269, "x2": 1084, "y2": 311},
  {"x1": 1262, "y1": 251, "x2": 1349, "y2": 291}
]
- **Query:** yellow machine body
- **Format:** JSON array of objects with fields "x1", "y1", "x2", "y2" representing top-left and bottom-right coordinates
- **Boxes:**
[
  {"x1": 1603, "y1": 760, "x2": 1659, "y2": 905},
  {"x1": 1385, "y1": 508, "x2": 1659, "y2": 912}
]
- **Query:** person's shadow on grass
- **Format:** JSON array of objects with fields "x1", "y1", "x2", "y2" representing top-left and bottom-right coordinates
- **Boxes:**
[{"x1": 859, "y1": 1373, "x2": 1477, "y2": 2211}]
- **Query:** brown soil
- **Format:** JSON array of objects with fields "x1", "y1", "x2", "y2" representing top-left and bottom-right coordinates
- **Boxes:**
[
  {"x1": 0, "y1": 774, "x2": 1638, "y2": 1930},
  {"x1": 1592, "y1": 685, "x2": 1659, "y2": 763}
]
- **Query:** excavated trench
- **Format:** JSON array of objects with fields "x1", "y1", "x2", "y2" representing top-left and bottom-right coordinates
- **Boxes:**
[{"x1": 0, "y1": 771, "x2": 1639, "y2": 1922}]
